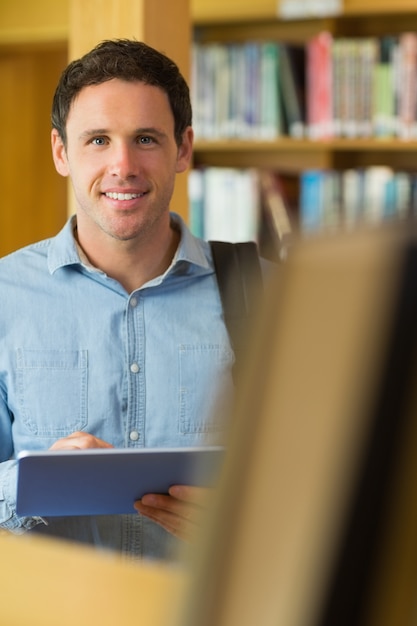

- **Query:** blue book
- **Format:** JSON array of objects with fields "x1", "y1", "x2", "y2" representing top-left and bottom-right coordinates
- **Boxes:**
[
  {"x1": 188, "y1": 168, "x2": 205, "y2": 238},
  {"x1": 300, "y1": 170, "x2": 324, "y2": 232}
]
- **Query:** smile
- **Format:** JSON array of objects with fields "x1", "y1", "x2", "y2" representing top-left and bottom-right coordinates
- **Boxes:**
[{"x1": 105, "y1": 192, "x2": 144, "y2": 200}]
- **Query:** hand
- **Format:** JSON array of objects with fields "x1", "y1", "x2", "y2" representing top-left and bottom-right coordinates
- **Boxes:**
[
  {"x1": 134, "y1": 485, "x2": 212, "y2": 542},
  {"x1": 49, "y1": 431, "x2": 114, "y2": 450}
]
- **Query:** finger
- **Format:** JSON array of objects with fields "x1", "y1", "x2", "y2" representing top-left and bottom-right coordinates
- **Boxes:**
[
  {"x1": 134, "y1": 501, "x2": 195, "y2": 541},
  {"x1": 49, "y1": 432, "x2": 114, "y2": 450},
  {"x1": 141, "y1": 493, "x2": 196, "y2": 519},
  {"x1": 168, "y1": 485, "x2": 211, "y2": 507},
  {"x1": 140, "y1": 493, "x2": 200, "y2": 521}
]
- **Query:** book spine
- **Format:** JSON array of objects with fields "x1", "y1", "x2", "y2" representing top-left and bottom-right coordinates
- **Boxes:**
[
  {"x1": 244, "y1": 42, "x2": 262, "y2": 138},
  {"x1": 307, "y1": 32, "x2": 333, "y2": 140},
  {"x1": 373, "y1": 36, "x2": 397, "y2": 138},
  {"x1": 359, "y1": 38, "x2": 378, "y2": 138},
  {"x1": 397, "y1": 32, "x2": 417, "y2": 140},
  {"x1": 300, "y1": 170, "x2": 324, "y2": 232},
  {"x1": 279, "y1": 44, "x2": 306, "y2": 138},
  {"x1": 188, "y1": 168, "x2": 205, "y2": 238},
  {"x1": 259, "y1": 41, "x2": 282, "y2": 139}
]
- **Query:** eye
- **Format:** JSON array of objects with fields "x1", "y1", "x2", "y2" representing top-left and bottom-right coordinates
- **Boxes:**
[
  {"x1": 138, "y1": 136, "x2": 154, "y2": 145},
  {"x1": 91, "y1": 137, "x2": 107, "y2": 146}
]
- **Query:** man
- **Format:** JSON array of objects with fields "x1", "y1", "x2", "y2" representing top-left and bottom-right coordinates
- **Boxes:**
[{"x1": 0, "y1": 39, "x2": 234, "y2": 560}]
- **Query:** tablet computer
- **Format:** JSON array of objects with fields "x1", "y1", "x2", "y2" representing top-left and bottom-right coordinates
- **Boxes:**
[{"x1": 16, "y1": 446, "x2": 224, "y2": 517}]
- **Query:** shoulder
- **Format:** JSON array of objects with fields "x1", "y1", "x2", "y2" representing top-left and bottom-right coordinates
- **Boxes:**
[{"x1": 0, "y1": 238, "x2": 51, "y2": 269}]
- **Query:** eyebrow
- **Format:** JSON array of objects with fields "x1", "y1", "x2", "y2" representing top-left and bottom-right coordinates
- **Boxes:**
[{"x1": 79, "y1": 127, "x2": 167, "y2": 140}]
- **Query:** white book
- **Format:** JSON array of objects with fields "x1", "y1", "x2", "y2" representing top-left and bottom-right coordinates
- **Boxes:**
[{"x1": 203, "y1": 168, "x2": 260, "y2": 243}]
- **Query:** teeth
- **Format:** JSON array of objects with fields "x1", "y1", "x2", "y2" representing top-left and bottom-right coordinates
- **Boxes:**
[{"x1": 105, "y1": 192, "x2": 142, "y2": 200}]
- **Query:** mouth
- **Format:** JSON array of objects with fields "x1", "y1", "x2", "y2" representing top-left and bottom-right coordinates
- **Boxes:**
[{"x1": 104, "y1": 192, "x2": 146, "y2": 201}]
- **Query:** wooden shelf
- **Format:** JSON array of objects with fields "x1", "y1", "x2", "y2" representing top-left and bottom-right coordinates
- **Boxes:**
[
  {"x1": 344, "y1": 0, "x2": 416, "y2": 15},
  {"x1": 192, "y1": 0, "x2": 417, "y2": 23},
  {"x1": 193, "y1": 139, "x2": 417, "y2": 171},
  {"x1": 192, "y1": 2, "x2": 417, "y2": 175},
  {"x1": 195, "y1": 138, "x2": 417, "y2": 152}
]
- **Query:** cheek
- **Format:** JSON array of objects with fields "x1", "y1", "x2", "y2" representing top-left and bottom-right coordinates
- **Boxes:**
[{"x1": 67, "y1": 157, "x2": 101, "y2": 192}]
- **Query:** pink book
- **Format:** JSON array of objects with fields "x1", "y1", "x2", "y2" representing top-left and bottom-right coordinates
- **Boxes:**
[
  {"x1": 397, "y1": 32, "x2": 417, "y2": 139},
  {"x1": 307, "y1": 31, "x2": 334, "y2": 140}
]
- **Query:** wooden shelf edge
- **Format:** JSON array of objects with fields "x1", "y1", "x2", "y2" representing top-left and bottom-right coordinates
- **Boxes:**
[
  {"x1": 344, "y1": 0, "x2": 416, "y2": 16},
  {"x1": 192, "y1": 2, "x2": 416, "y2": 24},
  {"x1": 194, "y1": 138, "x2": 417, "y2": 153},
  {"x1": 0, "y1": 27, "x2": 68, "y2": 47}
]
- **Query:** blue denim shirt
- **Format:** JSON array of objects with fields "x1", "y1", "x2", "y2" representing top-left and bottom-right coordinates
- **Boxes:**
[{"x1": 0, "y1": 213, "x2": 234, "y2": 560}]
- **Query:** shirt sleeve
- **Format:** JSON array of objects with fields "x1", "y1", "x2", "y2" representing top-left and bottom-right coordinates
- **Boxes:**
[{"x1": 0, "y1": 459, "x2": 46, "y2": 532}]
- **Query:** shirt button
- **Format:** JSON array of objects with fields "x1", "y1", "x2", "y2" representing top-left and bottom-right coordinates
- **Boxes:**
[
  {"x1": 129, "y1": 430, "x2": 140, "y2": 442},
  {"x1": 130, "y1": 297, "x2": 138, "y2": 308},
  {"x1": 130, "y1": 362, "x2": 140, "y2": 373}
]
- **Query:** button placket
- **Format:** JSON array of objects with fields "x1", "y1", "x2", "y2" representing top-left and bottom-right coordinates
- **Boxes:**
[{"x1": 126, "y1": 293, "x2": 145, "y2": 447}]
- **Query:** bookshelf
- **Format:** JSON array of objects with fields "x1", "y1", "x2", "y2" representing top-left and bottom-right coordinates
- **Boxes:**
[
  {"x1": 191, "y1": 0, "x2": 417, "y2": 173},
  {"x1": 191, "y1": 0, "x2": 417, "y2": 245},
  {"x1": 0, "y1": 0, "x2": 190, "y2": 257}
]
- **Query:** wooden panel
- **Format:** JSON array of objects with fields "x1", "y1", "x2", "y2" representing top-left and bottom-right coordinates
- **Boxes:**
[
  {"x1": 182, "y1": 224, "x2": 417, "y2": 626},
  {"x1": 0, "y1": 47, "x2": 68, "y2": 256},
  {"x1": 344, "y1": 0, "x2": 417, "y2": 14},
  {"x1": 0, "y1": 0, "x2": 68, "y2": 44},
  {"x1": 192, "y1": 0, "x2": 278, "y2": 23},
  {"x1": 68, "y1": 0, "x2": 191, "y2": 221},
  {"x1": 0, "y1": 533, "x2": 187, "y2": 626}
]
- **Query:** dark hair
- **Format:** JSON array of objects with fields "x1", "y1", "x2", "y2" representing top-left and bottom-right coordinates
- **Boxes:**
[{"x1": 51, "y1": 39, "x2": 192, "y2": 147}]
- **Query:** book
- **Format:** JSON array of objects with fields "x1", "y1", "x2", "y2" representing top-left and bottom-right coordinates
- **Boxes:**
[
  {"x1": 209, "y1": 43, "x2": 231, "y2": 138},
  {"x1": 362, "y1": 166, "x2": 395, "y2": 224},
  {"x1": 339, "y1": 38, "x2": 359, "y2": 138},
  {"x1": 384, "y1": 171, "x2": 412, "y2": 219},
  {"x1": 191, "y1": 42, "x2": 218, "y2": 139},
  {"x1": 373, "y1": 36, "x2": 398, "y2": 138},
  {"x1": 299, "y1": 170, "x2": 324, "y2": 232},
  {"x1": 226, "y1": 42, "x2": 246, "y2": 137},
  {"x1": 397, "y1": 32, "x2": 417, "y2": 139},
  {"x1": 188, "y1": 168, "x2": 205, "y2": 238},
  {"x1": 357, "y1": 38, "x2": 379, "y2": 137},
  {"x1": 321, "y1": 171, "x2": 342, "y2": 230},
  {"x1": 201, "y1": 167, "x2": 260, "y2": 243},
  {"x1": 279, "y1": 43, "x2": 306, "y2": 138},
  {"x1": 307, "y1": 31, "x2": 333, "y2": 139},
  {"x1": 243, "y1": 41, "x2": 262, "y2": 138},
  {"x1": 342, "y1": 168, "x2": 364, "y2": 229},
  {"x1": 259, "y1": 41, "x2": 282, "y2": 139},
  {"x1": 259, "y1": 169, "x2": 294, "y2": 260},
  {"x1": 331, "y1": 37, "x2": 344, "y2": 137}
]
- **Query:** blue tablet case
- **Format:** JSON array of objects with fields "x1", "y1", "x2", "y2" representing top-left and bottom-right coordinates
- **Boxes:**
[{"x1": 16, "y1": 446, "x2": 224, "y2": 517}]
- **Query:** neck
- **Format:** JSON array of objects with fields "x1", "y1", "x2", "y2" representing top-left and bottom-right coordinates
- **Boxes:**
[{"x1": 74, "y1": 221, "x2": 180, "y2": 293}]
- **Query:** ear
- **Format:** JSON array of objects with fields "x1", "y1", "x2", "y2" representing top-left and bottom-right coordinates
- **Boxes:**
[
  {"x1": 51, "y1": 129, "x2": 70, "y2": 177},
  {"x1": 175, "y1": 126, "x2": 194, "y2": 174}
]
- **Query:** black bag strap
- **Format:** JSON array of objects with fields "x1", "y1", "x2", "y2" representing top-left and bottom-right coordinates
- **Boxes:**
[{"x1": 210, "y1": 241, "x2": 263, "y2": 380}]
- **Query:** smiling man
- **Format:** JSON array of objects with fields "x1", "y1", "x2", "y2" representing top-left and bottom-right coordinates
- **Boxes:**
[{"x1": 0, "y1": 40, "x2": 234, "y2": 560}]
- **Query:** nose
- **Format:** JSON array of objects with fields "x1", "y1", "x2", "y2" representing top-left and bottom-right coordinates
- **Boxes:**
[{"x1": 109, "y1": 142, "x2": 137, "y2": 179}]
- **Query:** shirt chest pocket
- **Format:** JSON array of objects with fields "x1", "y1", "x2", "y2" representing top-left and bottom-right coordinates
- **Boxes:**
[
  {"x1": 179, "y1": 344, "x2": 234, "y2": 436},
  {"x1": 16, "y1": 349, "x2": 88, "y2": 437}
]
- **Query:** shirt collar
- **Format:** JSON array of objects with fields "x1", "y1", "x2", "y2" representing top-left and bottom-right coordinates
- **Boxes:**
[
  {"x1": 47, "y1": 213, "x2": 212, "y2": 277},
  {"x1": 169, "y1": 212, "x2": 210, "y2": 270}
]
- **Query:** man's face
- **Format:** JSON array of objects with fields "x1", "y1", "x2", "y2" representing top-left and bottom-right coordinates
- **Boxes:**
[{"x1": 51, "y1": 78, "x2": 192, "y2": 247}]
